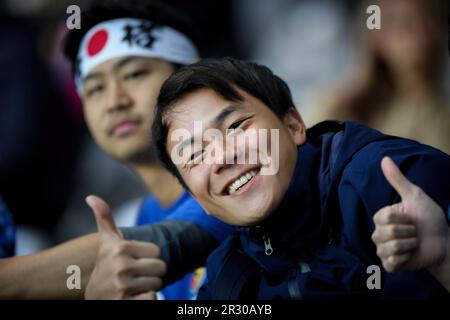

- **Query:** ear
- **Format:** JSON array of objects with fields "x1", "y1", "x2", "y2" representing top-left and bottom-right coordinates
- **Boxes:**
[{"x1": 283, "y1": 107, "x2": 306, "y2": 146}]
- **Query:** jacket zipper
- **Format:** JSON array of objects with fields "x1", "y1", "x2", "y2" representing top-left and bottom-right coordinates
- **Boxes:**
[{"x1": 262, "y1": 235, "x2": 273, "y2": 255}]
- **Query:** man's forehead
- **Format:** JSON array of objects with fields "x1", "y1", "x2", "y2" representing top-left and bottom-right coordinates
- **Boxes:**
[
  {"x1": 165, "y1": 89, "x2": 247, "y2": 131},
  {"x1": 83, "y1": 56, "x2": 152, "y2": 81}
]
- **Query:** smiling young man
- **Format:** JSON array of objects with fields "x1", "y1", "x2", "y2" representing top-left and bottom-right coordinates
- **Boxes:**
[{"x1": 152, "y1": 57, "x2": 450, "y2": 299}]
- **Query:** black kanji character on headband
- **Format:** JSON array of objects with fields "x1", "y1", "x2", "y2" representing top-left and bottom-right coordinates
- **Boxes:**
[{"x1": 122, "y1": 21, "x2": 158, "y2": 49}]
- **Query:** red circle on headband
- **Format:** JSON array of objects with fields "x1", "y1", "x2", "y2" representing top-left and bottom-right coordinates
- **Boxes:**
[{"x1": 87, "y1": 29, "x2": 108, "y2": 56}]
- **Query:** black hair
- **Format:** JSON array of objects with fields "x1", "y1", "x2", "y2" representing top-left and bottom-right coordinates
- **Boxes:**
[
  {"x1": 62, "y1": 0, "x2": 200, "y2": 74},
  {"x1": 152, "y1": 57, "x2": 295, "y2": 188}
]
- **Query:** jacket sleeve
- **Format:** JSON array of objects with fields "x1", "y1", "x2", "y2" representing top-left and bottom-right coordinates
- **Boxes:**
[
  {"x1": 120, "y1": 220, "x2": 219, "y2": 285},
  {"x1": 348, "y1": 140, "x2": 450, "y2": 227}
]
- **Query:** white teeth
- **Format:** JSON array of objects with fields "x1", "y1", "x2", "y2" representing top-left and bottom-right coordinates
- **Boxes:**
[{"x1": 228, "y1": 170, "x2": 258, "y2": 194}]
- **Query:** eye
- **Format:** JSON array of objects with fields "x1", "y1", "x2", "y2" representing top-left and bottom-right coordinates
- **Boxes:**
[
  {"x1": 86, "y1": 84, "x2": 104, "y2": 97},
  {"x1": 124, "y1": 69, "x2": 148, "y2": 81},
  {"x1": 187, "y1": 149, "x2": 204, "y2": 164},
  {"x1": 228, "y1": 118, "x2": 246, "y2": 130}
]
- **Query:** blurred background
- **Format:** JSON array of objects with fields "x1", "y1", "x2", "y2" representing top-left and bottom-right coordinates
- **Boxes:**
[{"x1": 0, "y1": 0, "x2": 449, "y2": 255}]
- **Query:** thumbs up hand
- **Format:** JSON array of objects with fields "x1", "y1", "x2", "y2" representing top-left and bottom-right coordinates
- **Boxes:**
[
  {"x1": 371, "y1": 157, "x2": 449, "y2": 273},
  {"x1": 84, "y1": 195, "x2": 166, "y2": 299}
]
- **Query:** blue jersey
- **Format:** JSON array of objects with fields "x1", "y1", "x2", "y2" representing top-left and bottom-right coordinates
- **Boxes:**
[
  {"x1": 136, "y1": 192, "x2": 234, "y2": 299},
  {"x1": 0, "y1": 197, "x2": 15, "y2": 258}
]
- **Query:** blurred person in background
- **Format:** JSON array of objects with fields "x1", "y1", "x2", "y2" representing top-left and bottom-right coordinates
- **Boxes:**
[
  {"x1": 304, "y1": 0, "x2": 450, "y2": 154},
  {"x1": 0, "y1": 0, "x2": 87, "y2": 252},
  {"x1": 0, "y1": 0, "x2": 234, "y2": 300},
  {"x1": 63, "y1": 0, "x2": 235, "y2": 299},
  {"x1": 233, "y1": 0, "x2": 355, "y2": 117},
  {"x1": 0, "y1": 0, "x2": 242, "y2": 249}
]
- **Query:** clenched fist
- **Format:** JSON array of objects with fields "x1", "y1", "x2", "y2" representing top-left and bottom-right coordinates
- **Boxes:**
[
  {"x1": 371, "y1": 157, "x2": 449, "y2": 273},
  {"x1": 85, "y1": 195, "x2": 166, "y2": 299}
]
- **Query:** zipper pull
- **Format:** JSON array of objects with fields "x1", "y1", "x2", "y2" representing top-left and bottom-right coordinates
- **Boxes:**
[{"x1": 263, "y1": 235, "x2": 273, "y2": 256}]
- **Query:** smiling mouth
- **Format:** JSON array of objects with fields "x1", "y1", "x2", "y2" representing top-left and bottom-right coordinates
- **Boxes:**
[{"x1": 226, "y1": 168, "x2": 260, "y2": 195}]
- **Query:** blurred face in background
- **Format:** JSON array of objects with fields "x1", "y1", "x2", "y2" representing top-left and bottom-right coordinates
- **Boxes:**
[
  {"x1": 81, "y1": 56, "x2": 175, "y2": 162},
  {"x1": 371, "y1": 0, "x2": 446, "y2": 75}
]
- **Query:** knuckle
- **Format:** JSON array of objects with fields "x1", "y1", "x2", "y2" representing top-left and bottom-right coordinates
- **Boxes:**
[
  {"x1": 391, "y1": 241, "x2": 401, "y2": 253},
  {"x1": 386, "y1": 210, "x2": 396, "y2": 223},
  {"x1": 388, "y1": 255, "x2": 399, "y2": 267},
  {"x1": 382, "y1": 260, "x2": 393, "y2": 273},
  {"x1": 114, "y1": 260, "x2": 132, "y2": 276},
  {"x1": 115, "y1": 241, "x2": 131, "y2": 254},
  {"x1": 149, "y1": 243, "x2": 161, "y2": 257},
  {"x1": 411, "y1": 185, "x2": 422, "y2": 198},
  {"x1": 376, "y1": 247, "x2": 383, "y2": 258},
  {"x1": 113, "y1": 279, "x2": 128, "y2": 295},
  {"x1": 151, "y1": 277, "x2": 163, "y2": 290},
  {"x1": 373, "y1": 212, "x2": 381, "y2": 224},
  {"x1": 387, "y1": 225, "x2": 398, "y2": 238},
  {"x1": 123, "y1": 285, "x2": 138, "y2": 297},
  {"x1": 371, "y1": 231, "x2": 380, "y2": 243},
  {"x1": 157, "y1": 260, "x2": 167, "y2": 276}
]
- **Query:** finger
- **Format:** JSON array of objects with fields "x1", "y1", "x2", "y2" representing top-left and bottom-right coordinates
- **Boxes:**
[
  {"x1": 376, "y1": 237, "x2": 418, "y2": 258},
  {"x1": 126, "y1": 241, "x2": 161, "y2": 259},
  {"x1": 383, "y1": 252, "x2": 413, "y2": 273},
  {"x1": 373, "y1": 204, "x2": 412, "y2": 225},
  {"x1": 130, "y1": 258, "x2": 167, "y2": 278},
  {"x1": 86, "y1": 195, "x2": 122, "y2": 239},
  {"x1": 128, "y1": 291, "x2": 157, "y2": 300},
  {"x1": 381, "y1": 156, "x2": 416, "y2": 199},
  {"x1": 374, "y1": 224, "x2": 417, "y2": 243},
  {"x1": 124, "y1": 277, "x2": 163, "y2": 297}
]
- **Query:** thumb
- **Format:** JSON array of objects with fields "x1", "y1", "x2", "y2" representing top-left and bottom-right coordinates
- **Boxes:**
[
  {"x1": 86, "y1": 195, "x2": 122, "y2": 239},
  {"x1": 381, "y1": 156, "x2": 415, "y2": 199}
]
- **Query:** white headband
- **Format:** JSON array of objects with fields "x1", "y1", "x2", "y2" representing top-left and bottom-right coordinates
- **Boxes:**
[{"x1": 75, "y1": 18, "x2": 199, "y2": 95}]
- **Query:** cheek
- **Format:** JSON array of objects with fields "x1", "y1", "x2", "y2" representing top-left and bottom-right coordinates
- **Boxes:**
[
  {"x1": 187, "y1": 167, "x2": 221, "y2": 211},
  {"x1": 84, "y1": 110, "x2": 104, "y2": 140},
  {"x1": 135, "y1": 89, "x2": 157, "y2": 116},
  {"x1": 181, "y1": 168, "x2": 207, "y2": 196}
]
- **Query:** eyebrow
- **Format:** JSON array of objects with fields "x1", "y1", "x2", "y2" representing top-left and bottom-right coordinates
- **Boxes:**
[
  {"x1": 83, "y1": 57, "x2": 141, "y2": 83},
  {"x1": 211, "y1": 104, "x2": 243, "y2": 128},
  {"x1": 113, "y1": 56, "x2": 140, "y2": 71},
  {"x1": 175, "y1": 104, "x2": 244, "y2": 158}
]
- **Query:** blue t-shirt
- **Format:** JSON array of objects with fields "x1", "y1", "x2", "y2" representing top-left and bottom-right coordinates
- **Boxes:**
[
  {"x1": 0, "y1": 197, "x2": 15, "y2": 258},
  {"x1": 136, "y1": 192, "x2": 234, "y2": 299}
]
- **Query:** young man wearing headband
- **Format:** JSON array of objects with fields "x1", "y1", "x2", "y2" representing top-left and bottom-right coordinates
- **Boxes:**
[
  {"x1": 152, "y1": 57, "x2": 450, "y2": 299},
  {"x1": 66, "y1": 0, "x2": 239, "y2": 300},
  {"x1": 0, "y1": 0, "x2": 234, "y2": 299}
]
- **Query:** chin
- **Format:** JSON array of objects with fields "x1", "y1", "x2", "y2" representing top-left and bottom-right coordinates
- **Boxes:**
[
  {"x1": 123, "y1": 146, "x2": 152, "y2": 162},
  {"x1": 238, "y1": 205, "x2": 273, "y2": 226}
]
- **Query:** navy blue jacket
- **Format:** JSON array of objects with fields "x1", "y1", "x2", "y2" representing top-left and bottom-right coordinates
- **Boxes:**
[{"x1": 198, "y1": 121, "x2": 450, "y2": 300}]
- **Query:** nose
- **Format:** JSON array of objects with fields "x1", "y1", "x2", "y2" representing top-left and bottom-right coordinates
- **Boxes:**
[
  {"x1": 211, "y1": 139, "x2": 239, "y2": 175},
  {"x1": 106, "y1": 79, "x2": 133, "y2": 113}
]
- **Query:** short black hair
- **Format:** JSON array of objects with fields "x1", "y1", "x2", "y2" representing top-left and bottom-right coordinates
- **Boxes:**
[
  {"x1": 152, "y1": 57, "x2": 295, "y2": 188},
  {"x1": 62, "y1": 0, "x2": 200, "y2": 74}
]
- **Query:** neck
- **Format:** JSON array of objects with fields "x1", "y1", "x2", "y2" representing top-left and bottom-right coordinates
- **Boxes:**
[{"x1": 130, "y1": 161, "x2": 184, "y2": 208}]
